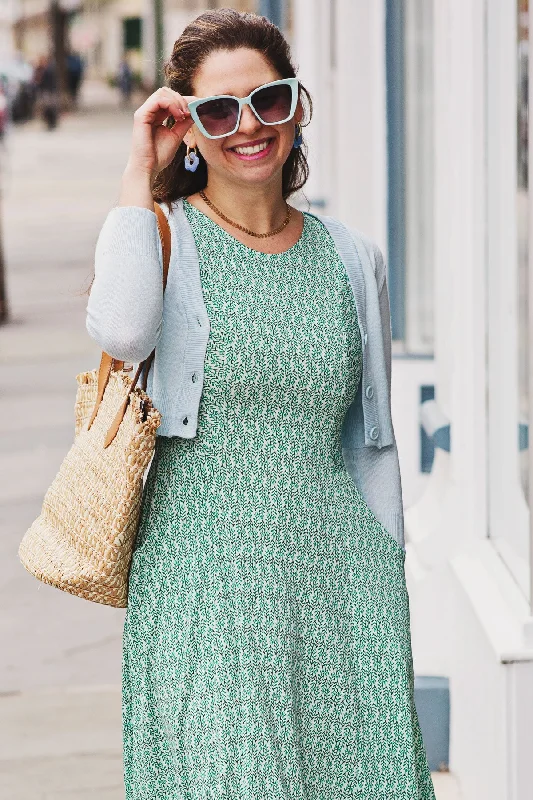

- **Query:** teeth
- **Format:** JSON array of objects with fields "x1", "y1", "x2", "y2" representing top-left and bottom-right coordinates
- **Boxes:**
[{"x1": 234, "y1": 140, "x2": 270, "y2": 155}]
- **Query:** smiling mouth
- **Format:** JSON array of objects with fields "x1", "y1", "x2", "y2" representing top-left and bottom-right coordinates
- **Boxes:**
[{"x1": 229, "y1": 138, "x2": 273, "y2": 155}]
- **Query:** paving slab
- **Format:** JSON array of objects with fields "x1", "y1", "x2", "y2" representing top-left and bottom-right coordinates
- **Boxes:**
[{"x1": 0, "y1": 687, "x2": 124, "y2": 799}]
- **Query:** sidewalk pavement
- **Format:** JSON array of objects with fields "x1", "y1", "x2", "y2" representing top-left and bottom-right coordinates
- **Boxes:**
[
  {"x1": 1, "y1": 687, "x2": 123, "y2": 800},
  {"x1": 0, "y1": 104, "x2": 463, "y2": 799},
  {"x1": 76, "y1": 78, "x2": 149, "y2": 113},
  {"x1": 0, "y1": 108, "x2": 132, "y2": 698}
]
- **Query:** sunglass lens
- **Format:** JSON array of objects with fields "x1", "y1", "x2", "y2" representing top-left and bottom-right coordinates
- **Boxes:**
[
  {"x1": 251, "y1": 84, "x2": 293, "y2": 124},
  {"x1": 196, "y1": 97, "x2": 239, "y2": 136}
]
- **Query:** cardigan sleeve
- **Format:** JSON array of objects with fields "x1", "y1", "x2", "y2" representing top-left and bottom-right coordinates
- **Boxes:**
[
  {"x1": 365, "y1": 242, "x2": 405, "y2": 548},
  {"x1": 374, "y1": 244, "x2": 393, "y2": 405},
  {"x1": 85, "y1": 205, "x2": 164, "y2": 363},
  {"x1": 341, "y1": 234, "x2": 406, "y2": 550}
]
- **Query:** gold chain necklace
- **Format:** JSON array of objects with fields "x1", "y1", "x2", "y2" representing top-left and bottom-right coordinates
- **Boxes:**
[{"x1": 199, "y1": 189, "x2": 292, "y2": 238}]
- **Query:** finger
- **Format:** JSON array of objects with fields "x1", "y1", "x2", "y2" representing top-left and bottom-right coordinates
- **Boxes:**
[
  {"x1": 160, "y1": 87, "x2": 193, "y2": 117},
  {"x1": 138, "y1": 94, "x2": 184, "y2": 125},
  {"x1": 171, "y1": 106, "x2": 189, "y2": 123},
  {"x1": 141, "y1": 106, "x2": 176, "y2": 128},
  {"x1": 150, "y1": 86, "x2": 184, "y2": 110},
  {"x1": 167, "y1": 115, "x2": 194, "y2": 138},
  {"x1": 161, "y1": 87, "x2": 200, "y2": 113},
  {"x1": 158, "y1": 86, "x2": 198, "y2": 104}
]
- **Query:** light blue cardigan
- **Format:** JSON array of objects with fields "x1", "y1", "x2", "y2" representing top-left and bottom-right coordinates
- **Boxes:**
[{"x1": 86, "y1": 199, "x2": 406, "y2": 551}]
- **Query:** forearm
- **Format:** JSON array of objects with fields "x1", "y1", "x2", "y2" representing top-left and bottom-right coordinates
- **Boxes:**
[{"x1": 118, "y1": 164, "x2": 155, "y2": 210}]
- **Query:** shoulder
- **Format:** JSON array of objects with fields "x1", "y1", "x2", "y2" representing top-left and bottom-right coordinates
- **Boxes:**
[
  {"x1": 154, "y1": 199, "x2": 187, "y2": 248},
  {"x1": 347, "y1": 224, "x2": 387, "y2": 292},
  {"x1": 155, "y1": 198, "x2": 181, "y2": 220},
  {"x1": 306, "y1": 212, "x2": 387, "y2": 291}
]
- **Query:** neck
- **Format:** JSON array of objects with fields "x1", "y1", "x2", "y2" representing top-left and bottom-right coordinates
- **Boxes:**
[{"x1": 202, "y1": 173, "x2": 288, "y2": 232}]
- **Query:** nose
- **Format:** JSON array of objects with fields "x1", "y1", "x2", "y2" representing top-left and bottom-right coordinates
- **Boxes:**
[{"x1": 237, "y1": 102, "x2": 262, "y2": 135}]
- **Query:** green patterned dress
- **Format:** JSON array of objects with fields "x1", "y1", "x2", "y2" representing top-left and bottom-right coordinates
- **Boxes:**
[{"x1": 122, "y1": 199, "x2": 436, "y2": 799}]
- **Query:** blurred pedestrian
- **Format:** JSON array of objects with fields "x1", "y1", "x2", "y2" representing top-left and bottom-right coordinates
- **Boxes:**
[
  {"x1": 117, "y1": 56, "x2": 133, "y2": 108},
  {"x1": 0, "y1": 79, "x2": 7, "y2": 139},
  {"x1": 33, "y1": 54, "x2": 59, "y2": 130},
  {"x1": 66, "y1": 49, "x2": 84, "y2": 109}
]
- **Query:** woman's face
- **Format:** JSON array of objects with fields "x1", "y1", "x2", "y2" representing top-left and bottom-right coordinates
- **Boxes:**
[{"x1": 184, "y1": 47, "x2": 303, "y2": 190}]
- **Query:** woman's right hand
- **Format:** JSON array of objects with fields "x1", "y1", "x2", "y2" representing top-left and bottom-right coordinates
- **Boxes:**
[{"x1": 125, "y1": 87, "x2": 198, "y2": 180}]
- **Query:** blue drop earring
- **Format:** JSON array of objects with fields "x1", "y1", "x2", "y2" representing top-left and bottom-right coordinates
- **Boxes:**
[
  {"x1": 184, "y1": 145, "x2": 200, "y2": 172},
  {"x1": 293, "y1": 122, "x2": 303, "y2": 149}
]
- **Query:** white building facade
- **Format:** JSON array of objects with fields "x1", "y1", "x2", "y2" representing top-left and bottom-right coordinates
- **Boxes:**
[
  {"x1": 71, "y1": 0, "x2": 255, "y2": 86},
  {"x1": 290, "y1": 0, "x2": 533, "y2": 797},
  {"x1": 0, "y1": 0, "x2": 17, "y2": 58}
]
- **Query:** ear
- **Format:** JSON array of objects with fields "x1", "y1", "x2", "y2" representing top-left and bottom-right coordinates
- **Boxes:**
[{"x1": 183, "y1": 130, "x2": 196, "y2": 148}]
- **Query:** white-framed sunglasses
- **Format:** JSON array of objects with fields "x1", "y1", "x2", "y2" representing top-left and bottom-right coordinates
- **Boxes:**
[{"x1": 187, "y1": 77, "x2": 299, "y2": 139}]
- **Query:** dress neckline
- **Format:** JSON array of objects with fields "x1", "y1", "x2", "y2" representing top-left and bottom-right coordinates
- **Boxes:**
[{"x1": 182, "y1": 197, "x2": 308, "y2": 257}]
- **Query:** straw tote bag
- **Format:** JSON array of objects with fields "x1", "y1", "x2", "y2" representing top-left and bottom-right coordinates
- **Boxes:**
[{"x1": 18, "y1": 202, "x2": 172, "y2": 608}]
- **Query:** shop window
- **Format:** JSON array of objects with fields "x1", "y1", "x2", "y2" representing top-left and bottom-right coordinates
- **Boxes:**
[
  {"x1": 386, "y1": 0, "x2": 435, "y2": 354},
  {"x1": 123, "y1": 17, "x2": 142, "y2": 51}
]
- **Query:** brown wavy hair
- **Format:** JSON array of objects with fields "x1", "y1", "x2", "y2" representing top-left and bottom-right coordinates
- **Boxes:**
[{"x1": 152, "y1": 7, "x2": 313, "y2": 209}]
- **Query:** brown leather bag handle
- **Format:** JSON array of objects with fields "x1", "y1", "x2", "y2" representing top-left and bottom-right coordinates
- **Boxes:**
[{"x1": 86, "y1": 202, "x2": 172, "y2": 447}]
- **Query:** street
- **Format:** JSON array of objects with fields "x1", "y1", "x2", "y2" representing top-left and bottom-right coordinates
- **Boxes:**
[
  {"x1": 0, "y1": 107, "x2": 131, "y2": 798},
  {"x1": 0, "y1": 106, "x2": 461, "y2": 799}
]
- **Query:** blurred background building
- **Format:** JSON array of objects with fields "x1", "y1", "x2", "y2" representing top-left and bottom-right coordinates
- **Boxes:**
[
  {"x1": 2, "y1": 1, "x2": 533, "y2": 798},
  {"x1": 3, "y1": 1, "x2": 257, "y2": 93},
  {"x1": 299, "y1": 3, "x2": 533, "y2": 799},
  {"x1": 303, "y1": 3, "x2": 533, "y2": 799}
]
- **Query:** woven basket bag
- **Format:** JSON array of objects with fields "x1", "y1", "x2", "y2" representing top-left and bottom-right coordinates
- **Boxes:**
[{"x1": 18, "y1": 202, "x2": 172, "y2": 608}]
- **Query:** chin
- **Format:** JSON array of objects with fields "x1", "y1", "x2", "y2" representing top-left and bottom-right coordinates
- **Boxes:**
[
  {"x1": 231, "y1": 156, "x2": 291, "y2": 184},
  {"x1": 235, "y1": 168, "x2": 283, "y2": 188}
]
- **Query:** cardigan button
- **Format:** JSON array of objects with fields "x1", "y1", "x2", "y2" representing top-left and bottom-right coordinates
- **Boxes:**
[
  {"x1": 191, "y1": 372, "x2": 198, "y2": 383},
  {"x1": 369, "y1": 425, "x2": 379, "y2": 441},
  {"x1": 365, "y1": 385, "x2": 374, "y2": 399},
  {"x1": 183, "y1": 416, "x2": 188, "y2": 425}
]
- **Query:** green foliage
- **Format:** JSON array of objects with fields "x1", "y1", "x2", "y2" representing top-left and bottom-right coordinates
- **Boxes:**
[{"x1": 107, "y1": 70, "x2": 143, "y2": 89}]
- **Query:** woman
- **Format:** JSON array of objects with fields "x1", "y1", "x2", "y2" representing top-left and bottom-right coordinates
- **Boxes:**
[
  {"x1": 117, "y1": 55, "x2": 133, "y2": 108},
  {"x1": 87, "y1": 8, "x2": 436, "y2": 799}
]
